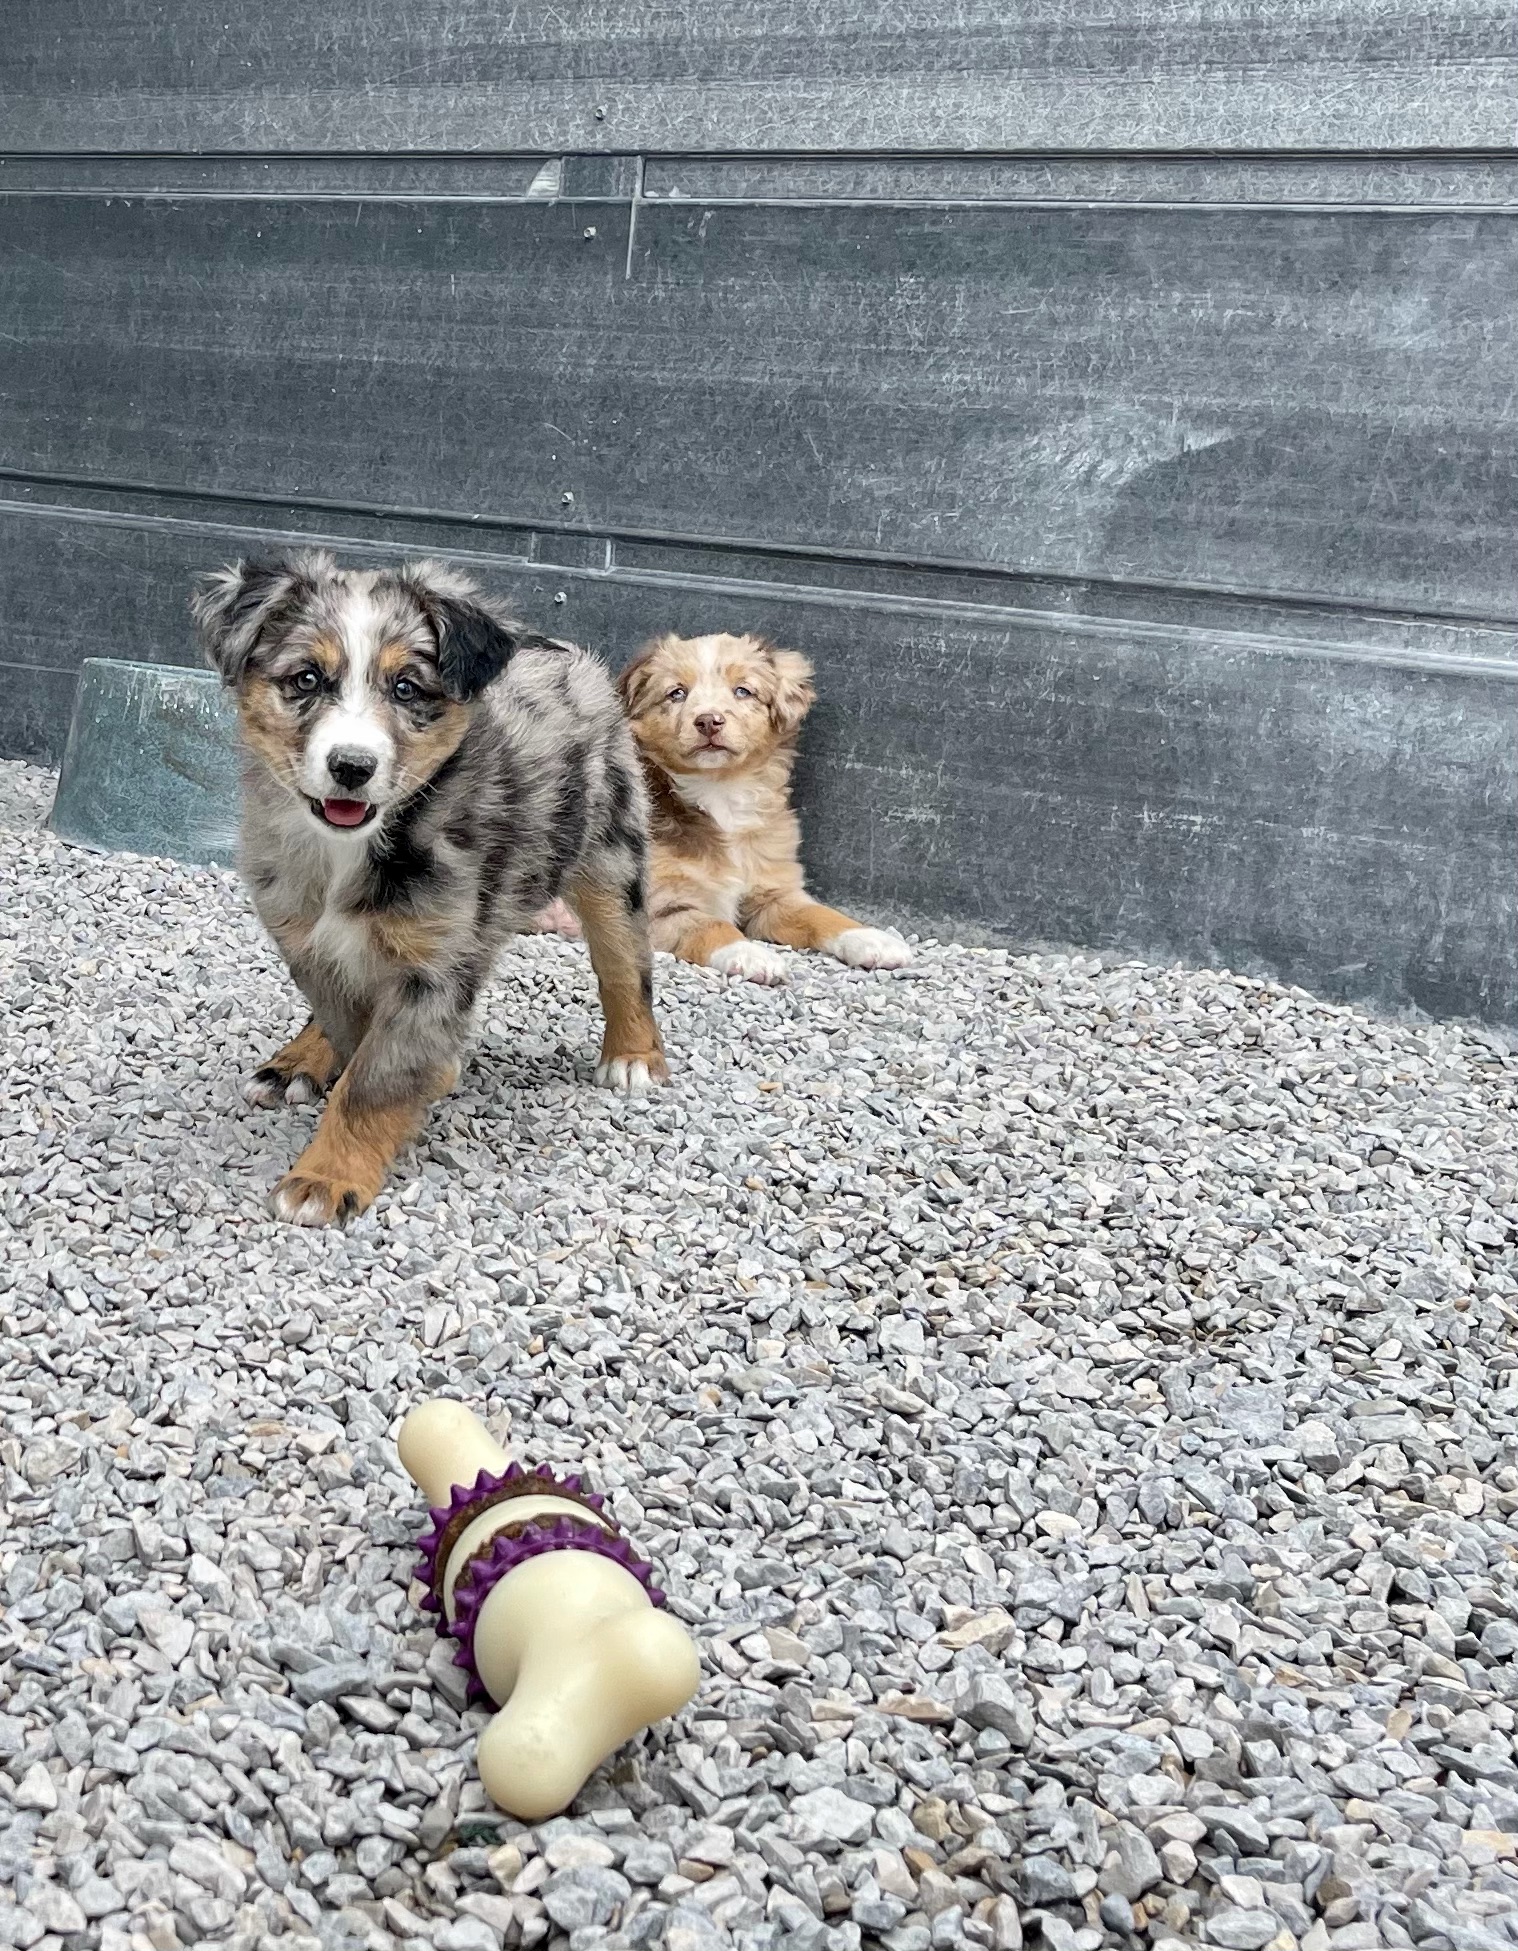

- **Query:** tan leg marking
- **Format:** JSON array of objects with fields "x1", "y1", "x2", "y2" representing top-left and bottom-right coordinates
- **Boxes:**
[
  {"x1": 746, "y1": 892, "x2": 912, "y2": 970},
  {"x1": 745, "y1": 894, "x2": 862, "y2": 951},
  {"x1": 567, "y1": 877, "x2": 669, "y2": 1091},
  {"x1": 270, "y1": 1061, "x2": 457, "y2": 1226},
  {"x1": 656, "y1": 915, "x2": 748, "y2": 966}
]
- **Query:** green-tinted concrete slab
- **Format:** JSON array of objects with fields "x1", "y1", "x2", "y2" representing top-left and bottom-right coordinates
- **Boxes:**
[{"x1": 48, "y1": 659, "x2": 239, "y2": 866}]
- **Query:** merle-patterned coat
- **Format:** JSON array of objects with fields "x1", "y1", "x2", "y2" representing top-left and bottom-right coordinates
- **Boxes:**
[{"x1": 193, "y1": 549, "x2": 665, "y2": 1224}]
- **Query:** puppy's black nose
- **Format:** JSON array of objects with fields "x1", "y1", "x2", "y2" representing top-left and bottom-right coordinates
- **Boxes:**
[
  {"x1": 327, "y1": 747, "x2": 378, "y2": 790},
  {"x1": 694, "y1": 713, "x2": 725, "y2": 736}
]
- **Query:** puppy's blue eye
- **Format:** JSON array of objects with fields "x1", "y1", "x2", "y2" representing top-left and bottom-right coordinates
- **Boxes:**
[
  {"x1": 291, "y1": 669, "x2": 321, "y2": 694},
  {"x1": 732, "y1": 685, "x2": 754, "y2": 699},
  {"x1": 393, "y1": 677, "x2": 420, "y2": 703},
  {"x1": 666, "y1": 686, "x2": 687, "y2": 703}
]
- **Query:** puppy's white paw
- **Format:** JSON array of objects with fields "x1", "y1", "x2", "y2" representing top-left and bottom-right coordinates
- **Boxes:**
[
  {"x1": 270, "y1": 1180, "x2": 339, "y2": 1226},
  {"x1": 827, "y1": 926, "x2": 913, "y2": 970},
  {"x1": 244, "y1": 1067, "x2": 325, "y2": 1108},
  {"x1": 269, "y1": 1167, "x2": 375, "y2": 1225},
  {"x1": 595, "y1": 1052, "x2": 669, "y2": 1094},
  {"x1": 709, "y1": 939, "x2": 788, "y2": 985}
]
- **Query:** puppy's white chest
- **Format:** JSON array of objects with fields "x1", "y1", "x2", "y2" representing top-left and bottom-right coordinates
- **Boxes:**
[
  {"x1": 308, "y1": 905, "x2": 364, "y2": 967},
  {"x1": 308, "y1": 907, "x2": 375, "y2": 982},
  {"x1": 305, "y1": 856, "x2": 382, "y2": 989},
  {"x1": 673, "y1": 774, "x2": 763, "y2": 833}
]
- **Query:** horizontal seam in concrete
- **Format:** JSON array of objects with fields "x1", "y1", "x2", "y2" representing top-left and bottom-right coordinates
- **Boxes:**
[
  {"x1": 0, "y1": 189, "x2": 564, "y2": 205},
  {"x1": 8, "y1": 144, "x2": 1518, "y2": 160},
  {"x1": 6, "y1": 471, "x2": 1518, "y2": 643},
  {"x1": 3, "y1": 519, "x2": 1515, "y2": 685},
  {"x1": 585, "y1": 565, "x2": 1518, "y2": 680},
  {"x1": 8, "y1": 188, "x2": 1518, "y2": 213},
  {"x1": 644, "y1": 199, "x2": 1518, "y2": 214}
]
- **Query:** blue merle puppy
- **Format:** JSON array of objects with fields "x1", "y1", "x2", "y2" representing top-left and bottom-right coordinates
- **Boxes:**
[{"x1": 192, "y1": 549, "x2": 666, "y2": 1225}]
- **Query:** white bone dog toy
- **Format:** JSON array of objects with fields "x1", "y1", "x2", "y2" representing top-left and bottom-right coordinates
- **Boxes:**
[{"x1": 397, "y1": 1399, "x2": 701, "y2": 1820}]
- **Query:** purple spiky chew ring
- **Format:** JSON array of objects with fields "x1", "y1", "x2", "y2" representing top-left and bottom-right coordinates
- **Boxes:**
[
  {"x1": 448, "y1": 1521, "x2": 666, "y2": 1701},
  {"x1": 413, "y1": 1463, "x2": 667, "y2": 1703},
  {"x1": 414, "y1": 1462, "x2": 609, "y2": 1613}
]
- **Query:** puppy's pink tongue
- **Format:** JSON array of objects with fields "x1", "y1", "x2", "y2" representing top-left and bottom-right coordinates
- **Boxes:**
[{"x1": 322, "y1": 798, "x2": 371, "y2": 827}]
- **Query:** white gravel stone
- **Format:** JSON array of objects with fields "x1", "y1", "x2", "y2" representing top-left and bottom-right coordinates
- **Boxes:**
[
  {"x1": 0, "y1": 1908, "x2": 44, "y2": 1951},
  {"x1": 1, "y1": 756, "x2": 1516, "y2": 1950},
  {"x1": 11, "y1": 1766, "x2": 57, "y2": 1814},
  {"x1": 25, "y1": 1885, "x2": 87, "y2": 1936},
  {"x1": 787, "y1": 1787, "x2": 876, "y2": 1849}
]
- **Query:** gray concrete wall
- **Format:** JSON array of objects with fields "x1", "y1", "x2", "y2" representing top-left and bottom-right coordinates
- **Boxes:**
[{"x1": 2, "y1": 5, "x2": 1514, "y2": 1022}]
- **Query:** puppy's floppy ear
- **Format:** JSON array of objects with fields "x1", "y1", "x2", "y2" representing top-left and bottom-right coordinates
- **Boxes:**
[
  {"x1": 401, "y1": 559, "x2": 522, "y2": 702},
  {"x1": 432, "y1": 596, "x2": 521, "y2": 701},
  {"x1": 765, "y1": 646, "x2": 816, "y2": 735},
  {"x1": 191, "y1": 554, "x2": 314, "y2": 686},
  {"x1": 617, "y1": 636, "x2": 672, "y2": 719}
]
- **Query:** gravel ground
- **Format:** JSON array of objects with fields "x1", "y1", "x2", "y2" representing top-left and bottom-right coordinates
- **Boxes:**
[{"x1": 2, "y1": 754, "x2": 1517, "y2": 1951}]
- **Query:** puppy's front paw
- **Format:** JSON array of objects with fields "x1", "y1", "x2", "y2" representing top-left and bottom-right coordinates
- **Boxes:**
[
  {"x1": 244, "y1": 1068, "x2": 289, "y2": 1109},
  {"x1": 827, "y1": 926, "x2": 913, "y2": 971},
  {"x1": 595, "y1": 1049, "x2": 670, "y2": 1094},
  {"x1": 710, "y1": 939, "x2": 788, "y2": 985},
  {"x1": 244, "y1": 1066, "x2": 326, "y2": 1109},
  {"x1": 243, "y1": 1024, "x2": 338, "y2": 1109},
  {"x1": 270, "y1": 1170, "x2": 373, "y2": 1227}
]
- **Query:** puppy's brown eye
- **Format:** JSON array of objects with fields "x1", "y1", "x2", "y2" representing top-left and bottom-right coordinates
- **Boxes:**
[
  {"x1": 732, "y1": 685, "x2": 754, "y2": 699},
  {"x1": 393, "y1": 677, "x2": 420, "y2": 703},
  {"x1": 291, "y1": 669, "x2": 321, "y2": 695},
  {"x1": 666, "y1": 685, "x2": 687, "y2": 704}
]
